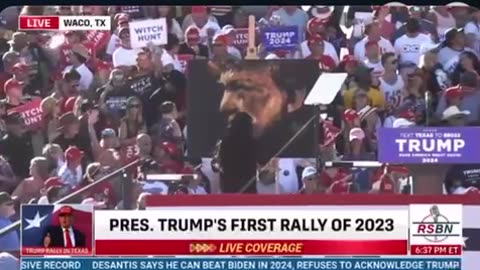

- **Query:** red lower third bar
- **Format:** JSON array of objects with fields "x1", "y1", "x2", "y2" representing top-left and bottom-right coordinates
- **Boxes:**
[
  {"x1": 95, "y1": 239, "x2": 408, "y2": 256},
  {"x1": 410, "y1": 245, "x2": 462, "y2": 256}
]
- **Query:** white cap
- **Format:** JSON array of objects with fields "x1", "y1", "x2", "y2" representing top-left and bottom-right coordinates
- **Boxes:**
[
  {"x1": 265, "y1": 53, "x2": 280, "y2": 60},
  {"x1": 393, "y1": 118, "x2": 415, "y2": 128},
  {"x1": 302, "y1": 166, "x2": 317, "y2": 179},
  {"x1": 222, "y1": 25, "x2": 235, "y2": 34},
  {"x1": 349, "y1": 127, "x2": 365, "y2": 141},
  {"x1": 442, "y1": 106, "x2": 470, "y2": 120}
]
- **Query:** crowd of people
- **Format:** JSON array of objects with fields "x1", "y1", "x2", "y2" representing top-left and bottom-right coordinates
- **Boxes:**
[{"x1": 0, "y1": 4, "x2": 479, "y2": 260}]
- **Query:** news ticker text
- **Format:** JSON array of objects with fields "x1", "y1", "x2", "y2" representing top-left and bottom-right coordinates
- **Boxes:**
[{"x1": 21, "y1": 258, "x2": 461, "y2": 270}]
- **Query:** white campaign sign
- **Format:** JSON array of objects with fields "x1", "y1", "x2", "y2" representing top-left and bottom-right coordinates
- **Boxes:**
[{"x1": 129, "y1": 18, "x2": 168, "y2": 49}]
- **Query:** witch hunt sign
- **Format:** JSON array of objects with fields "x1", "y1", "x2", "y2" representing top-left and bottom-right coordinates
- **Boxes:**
[{"x1": 129, "y1": 18, "x2": 168, "y2": 49}]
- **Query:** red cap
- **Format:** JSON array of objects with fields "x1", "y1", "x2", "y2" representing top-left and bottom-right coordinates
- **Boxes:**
[
  {"x1": 96, "y1": 61, "x2": 112, "y2": 71},
  {"x1": 4, "y1": 79, "x2": 24, "y2": 93},
  {"x1": 212, "y1": 34, "x2": 227, "y2": 45},
  {"x1": 445, "y1": 85, "x2": 465, "y2": 100},
  {"x1": 343, "y1": 109, "x2": 359, "y2": 123},
  {"x1": 185, "y1": 26, "x2": 200, "y2": 42},
  {"x1": 319, "y1": 55, "x2": 336, "y2": 71},
  {"x1": 398, "y1": 109, "x2": 416, "y2": 121},
  {"x1": 191, "y1": 6, "x2": 207, "y2": 14},
  {"x1": 342, "y1": 55, "x2": 358, "y2": 65},
  {"x1": 306, "y1": 17, "x2": 327, "y2": 36},
  {"x1": 12, "y1": 62, "x2": 29, "y2": 73},
  {"x1": 59, "y1": 205, "x2": 74, "y2": 216},
  {"x1": 44, "y1": 177, "x2": 64, "y2": 189},
  {"x1": 65, "y1": 146, "x2": 84, "y2": 162}
]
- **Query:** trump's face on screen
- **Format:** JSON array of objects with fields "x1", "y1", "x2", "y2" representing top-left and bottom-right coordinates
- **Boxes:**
[{"x1": 58, "y1": 206, "x2": 74, "y2": 228}]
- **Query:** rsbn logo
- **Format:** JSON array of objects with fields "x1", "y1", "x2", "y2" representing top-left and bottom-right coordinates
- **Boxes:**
[{"x1": 412, "y1": 205, "x2": 460, "y2": 243}]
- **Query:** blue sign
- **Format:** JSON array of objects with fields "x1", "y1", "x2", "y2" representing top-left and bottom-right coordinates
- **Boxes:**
[
  {"x1": 378, "y1": 127, "x2": 480, "y2": 164},
  {"x1": 262, "y1": 26, "x2": 299, "y2": 51},
  {"x1": 21, "y1": 258, "x2": 461, "y2": 270}
]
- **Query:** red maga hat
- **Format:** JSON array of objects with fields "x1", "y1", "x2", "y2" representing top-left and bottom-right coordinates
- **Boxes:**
[
  {"x1": 343, "y1": 109, "x2": 359, "y2": 122},
  {"x1": 44, "y1": 177, "x2": 64, "y2": 189},
  {"x1": 65, "y1": 146, "x2": 84, "y2": 162},
  {"x1": 59, "y1": 205, "x2": 74, "y2": 216},
  {"x1": 445, "y1": 85, "x2": 466, "y2": 100}
]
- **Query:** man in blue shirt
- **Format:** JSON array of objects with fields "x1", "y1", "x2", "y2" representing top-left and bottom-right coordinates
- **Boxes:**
[{"x1": 0, "y1": 192, "x2": 19, "y2": 251}]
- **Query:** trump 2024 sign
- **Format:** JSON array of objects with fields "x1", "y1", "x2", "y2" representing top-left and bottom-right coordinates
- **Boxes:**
[{"x1": 377, "y1": 127, "x2": 480, "y2": 164}]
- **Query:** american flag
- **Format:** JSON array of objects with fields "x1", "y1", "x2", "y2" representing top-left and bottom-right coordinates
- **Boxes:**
[{"x1": 21, "y1": 204, "x2": 93, "y2": 249}]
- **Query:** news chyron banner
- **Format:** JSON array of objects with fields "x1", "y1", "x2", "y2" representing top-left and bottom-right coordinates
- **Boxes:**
[
  {"x1": 409, "y1": 204, "x2": 463, "y2": 256},
  {"x1": 94, "y1": 208, "x2": 409, "y2": 256},
  {"x1": 18, "y1": 15, "x2": 111, "y2": 31}
]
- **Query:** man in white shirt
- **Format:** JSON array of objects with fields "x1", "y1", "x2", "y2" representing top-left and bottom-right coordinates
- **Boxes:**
[
  {"x1": 63, "y1": 44, "x2": 93, "y2": 92},
  {"x1": 354, "y1": 21, "x2": 395, "y2": 62},
  {"x1": 112, "y1": 27, "x2": 142, "y2": 68},
  {"x1": 394, "y1": 18, "x2": 433, "y2": 65},
  {"x1": 380, "y1": 52, "x2": 405, "y2": 111}
]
